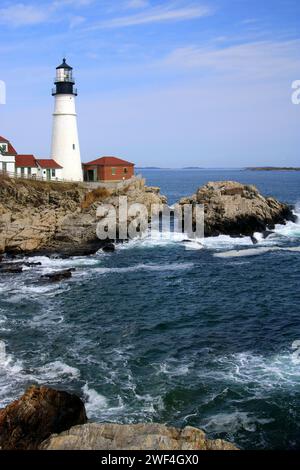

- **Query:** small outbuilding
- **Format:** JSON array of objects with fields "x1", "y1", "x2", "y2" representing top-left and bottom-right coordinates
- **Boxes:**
[
  {"x1": 83, "y1": 156, "x2": 134, "y2": 182},
  {"x1": 36, "y1": 159, "x2": 63, "y2": 181}
]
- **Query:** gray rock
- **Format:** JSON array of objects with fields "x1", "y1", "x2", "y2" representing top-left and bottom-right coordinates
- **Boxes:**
[{"x1": 176, "y1": 181, "x2": 295, "y2": 237}]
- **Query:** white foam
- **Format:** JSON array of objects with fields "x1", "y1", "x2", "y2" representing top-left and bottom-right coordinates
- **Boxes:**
[
  {"x1": 83, "y1": 383, "x2": 126, "y2": 421},
  {"x1": 32, "y1": 361, "x2": 80, "y2": 382},
  {"x1": 273, "y1": 208, "x2": 300, "y2": 239},
  {"x1": 93, "y1": 262, "x2": 194, "y2": 275},
  {"x1": 201, "y1": 411, "x2": 272, "y2": 434},
  {"x1": 158, "y1": 360, "x2": 190, "y2": 377},
  {"x1": 25, "y1": 255, "x2": 100, "y2": 268},
  {"x1": 82, "y1": 383, "x2": 108, "y2": 418},
  {"x1": 212, "y1": 352, "x2": 300, "y2": 390},
  {"x1": 214, "y1": 246, "x2": 300, "y2": 258}
]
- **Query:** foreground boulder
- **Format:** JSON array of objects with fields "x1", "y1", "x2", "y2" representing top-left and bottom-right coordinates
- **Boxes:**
[
  {"x1": 177, "y1": 181, "x2": 296, "y2": 237},
  {"x1": 41, "y1": 423, "x2": 238, "y2": 450},
  {"x1": 0, "y1": 386, "x2": 87, "y2": 450}
]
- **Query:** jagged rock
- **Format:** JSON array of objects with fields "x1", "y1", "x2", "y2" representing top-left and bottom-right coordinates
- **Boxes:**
[
  {"x1": 41, "y1": 268, "x2": 74, "y2": 282},
  {"x1": 0, "y1": 264, "x2": 23, "y2": 273},
  {"x1": 176, "y1": 181, "x2": 296, "y2": 237},
  {"x1": 102, "y1": 243, "x2": 115, "y2": 252},
  {"x1": 41, "y1": 423, "x2": 238, "y2": 451},
  {"x1": 0, "y1": 385, "x2": 87, "y2": 450}
]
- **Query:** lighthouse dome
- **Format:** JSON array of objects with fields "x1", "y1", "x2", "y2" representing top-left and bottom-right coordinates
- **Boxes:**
[{"x1": 56, "y1": 58, "x2": 73, "y2": 70}]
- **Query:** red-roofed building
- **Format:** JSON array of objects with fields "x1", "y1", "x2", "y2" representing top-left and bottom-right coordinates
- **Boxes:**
[
  {"x1": 0, "y1": 136, "x2": 17, "y2": 156},
  {"x1": 15, "y1": 154, "x2": 38, "y2": 178},
  {"x1": 16, "y1": 155, "x2": 36, "y2": 167},
  {"x1": 36, "y1": 159, "x2": 63, "y2": 180},
  {"x1": 0, "y1": 135, "x2": 64, "y2": 180},
  {"x1": 36, "y1": 159, "x2": 62, "y2": 169},
  {"x1": 83, "y1": 156, "x2": 135, "y2": 182}
]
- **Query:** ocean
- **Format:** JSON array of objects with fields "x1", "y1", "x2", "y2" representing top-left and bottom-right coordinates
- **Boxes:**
[{"x1": 0, "y1": 169, "x2": 300, "y2": 450}]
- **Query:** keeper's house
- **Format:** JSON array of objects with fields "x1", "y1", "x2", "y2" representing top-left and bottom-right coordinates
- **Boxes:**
[
  {"x1": 0, "y1": 135, "x2": 17, "y2": 174},
  {"x1": 83, "y1": 156, "x2": 134, "y2": 182},
  {"x1": 0, "y1": 136, "x2": 62, "y2": 181}
]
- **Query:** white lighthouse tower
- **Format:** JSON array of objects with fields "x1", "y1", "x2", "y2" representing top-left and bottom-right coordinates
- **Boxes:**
[{"x1": 50, "y1": 58, "x2": 83, "y2": 181}]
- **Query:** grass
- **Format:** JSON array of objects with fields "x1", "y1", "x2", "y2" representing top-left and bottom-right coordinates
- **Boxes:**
[
  {"x1": 0, "y1": 173, "x2": 81, "y2": 192},
  {"x1": 81, "y1": 187, "x2": 111, "y2": 209}
]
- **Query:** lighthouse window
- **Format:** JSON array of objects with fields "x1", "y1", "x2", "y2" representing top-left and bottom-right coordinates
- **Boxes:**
[{"x1": 73, "y1": 144, "x2": 75, "y2": 150}]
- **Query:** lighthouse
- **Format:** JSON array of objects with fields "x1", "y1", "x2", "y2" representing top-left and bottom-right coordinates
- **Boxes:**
[{"x1": 50, "y1": 58, "x2": 83, "y2": 181}]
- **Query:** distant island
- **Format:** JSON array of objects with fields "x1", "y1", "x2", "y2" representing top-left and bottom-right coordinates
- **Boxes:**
[
  {"x1": 182, "y1": 166, "x2": 203, "y2": 170},
  {"x1": 136, "y1": 166, "x2": 164, "y2": 170},
  {"x1": 246, "y1": 167, "x2": 300, "y2": 171}
]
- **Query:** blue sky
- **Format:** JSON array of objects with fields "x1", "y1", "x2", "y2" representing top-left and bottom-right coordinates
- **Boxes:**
[{"x1": 1, "y1": 0, "x2": 300, "y2": 167}]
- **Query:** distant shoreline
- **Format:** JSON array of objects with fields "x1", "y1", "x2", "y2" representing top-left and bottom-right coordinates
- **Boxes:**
[
  {"x1": 246, "y1": 167, "x2": 300, "y2": 172},
  {"x1": 136, "y1": 167, "x2": 300, "y2": 171}
]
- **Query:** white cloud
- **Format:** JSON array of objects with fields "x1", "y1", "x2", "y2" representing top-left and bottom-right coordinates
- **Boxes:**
[
  {"x1": 69, "y1": 15, "x2": 86, "y2": 28},
  {"x1": 163, "y1": 40, "x2": 300, "y2": 79},
  {"x1": 125, "y1": 0, "x2": 149, "y2": 8},
  {"x1": 0, "y1": 0, "x2": 93, "y2": 28},
  {"x1": 88, "y1": 2, "x2": 212, "y2": 29},
  {"x1": 0, "y1": 3, "x2": 49, "y2": 26},
  {"x1": 53, "y1": 0, "x2": 93, "y2": 6}
]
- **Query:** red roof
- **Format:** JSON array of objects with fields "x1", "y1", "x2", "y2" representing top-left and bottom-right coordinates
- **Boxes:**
[
  {"x1": 0, "y1": 135, "x2": 17, "y2": 155},
  {"x1": 15, "y1": 155, "x2": 37, "y2": 167},
  {"x1": 36, "y1": 159, "x2": 62, "y2": 169},
  {"x1": 85, "y1": 156, "x2": 134, "y2": 166}
]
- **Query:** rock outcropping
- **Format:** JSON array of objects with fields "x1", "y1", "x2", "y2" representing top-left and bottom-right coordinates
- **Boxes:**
[
  {"x1": 177, "y1": 181, "x2": 295, "y2": 237},
  {"x1": 41, "y1": 423, "x2": 237, "y2": 451},
  {"x1": 0, "y1": 386, "x2": 237, "y2": 450},
  {"x1": 0, "y1": 386, "x2": 87, "y2": 450},
  {"x1": 0, "y1": 176, "x2": 166, "y2": 256}
]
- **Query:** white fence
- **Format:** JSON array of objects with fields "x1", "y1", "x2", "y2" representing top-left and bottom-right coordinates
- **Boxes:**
[{"x1": 0, "y1": 169, "x2": 66, "y2": 183}]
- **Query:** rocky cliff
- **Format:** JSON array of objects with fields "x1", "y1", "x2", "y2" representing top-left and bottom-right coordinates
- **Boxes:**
[
  {"x1": 0, "y1": 175, "x2": 166, "y2": 256},
  {"x1": 177, "y1": 181, "x2": 295, "y2": 237}
]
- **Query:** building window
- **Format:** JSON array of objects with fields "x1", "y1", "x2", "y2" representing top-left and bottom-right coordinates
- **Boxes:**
[
  {"x1": 73, "y1": 144, "x2": 75, "y2": 150},
  {"x1": 2, "y1": 162, "x2": 7, "y2": 173},
  {"x1": 111, "y1": 167, "x2": 116, "y2": 175},
  {"x1": 0, "y1": 143, "x2": 8, "y2": 154},
  {"x1": 28, "y1": 167, "x2": 31, "y2": 176},
  {"x1": 52, "y1": 169, "x2": 56, "y2": 177},
  {"x1": 124, "y1": 168, "x2": 128, "y2": 174}
]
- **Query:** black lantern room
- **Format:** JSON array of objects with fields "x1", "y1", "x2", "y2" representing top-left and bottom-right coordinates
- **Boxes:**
[{"x1": 52, "y1": 58, "x2": 77, "y2": 96}]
